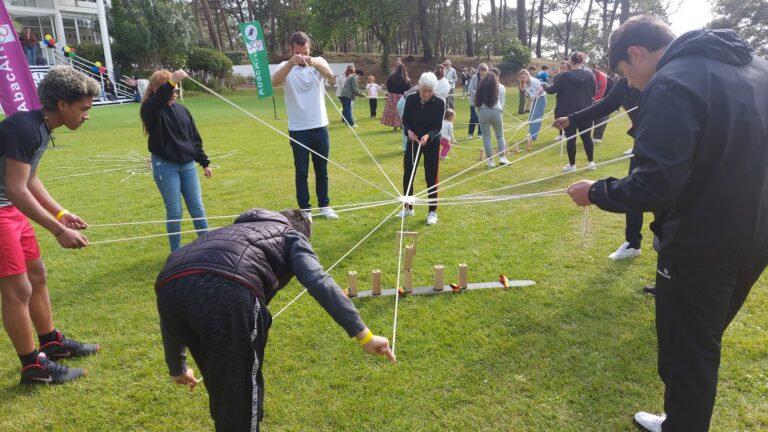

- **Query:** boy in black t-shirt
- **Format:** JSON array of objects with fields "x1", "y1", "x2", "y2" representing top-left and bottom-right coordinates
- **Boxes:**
[{"x1": 0, "y1": 66, "x2": 101, "y2": 385}]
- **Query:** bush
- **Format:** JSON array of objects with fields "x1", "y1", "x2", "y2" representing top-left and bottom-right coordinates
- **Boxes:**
[
  {"x1": 223, "y1": 73, "x2": 247, "y2": 90},
  {"x1": 186, "y1": 47, "x2": 234, "y2": 81},
  {"x1": 223, "y1": 51, "x2": 246, "y2": 65},
  {"x1": 499, "y1": 39, "x2": 531, "y2": 76},
  {"x1": 72, "y1": 43, "x2": 104, "y2": 63}
]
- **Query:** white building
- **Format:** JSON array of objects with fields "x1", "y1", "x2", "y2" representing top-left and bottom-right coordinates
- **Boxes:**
[{"x1": 4, "y1": 0, "x2": 114, "y2": 78}]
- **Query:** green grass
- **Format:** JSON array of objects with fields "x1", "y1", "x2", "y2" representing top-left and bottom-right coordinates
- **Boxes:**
[{"x1": 0, "y1": 88, "x2": 766, "y2": 431}]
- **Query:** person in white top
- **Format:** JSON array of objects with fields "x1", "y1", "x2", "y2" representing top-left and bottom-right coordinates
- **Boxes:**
[
  {"x1": 475, "y1": 68, "x2": 510, "y2": 167},
  {"x1": 518, "y1": 68, "x2": 547, "y2": 151},
  {"x1": 271, "y1": 31, "x2": 338, "y2": 220},
  {"x1": 439, "y1": 108, "x2": 458, "y2": 160},
  {"x1": 434, "y1": 65, "x2": 451, "y2": 100},
  {"x1": 365, "y1": 75, "x2": 382, "y2": 118},
  {"x1": 443, "y1": 59, "x2": 458, "y2": 109}
]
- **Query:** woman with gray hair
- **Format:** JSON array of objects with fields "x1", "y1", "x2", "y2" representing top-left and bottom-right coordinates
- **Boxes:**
[
  {"x1": 476, "y1": 68, "x2": 510, "y2": 167},
  {"x1": 397, "y1": 72, "x2": 446, "y2": 225},
  {"x1": 0, "y1": 66, "x2": 101, "y2": 386}
]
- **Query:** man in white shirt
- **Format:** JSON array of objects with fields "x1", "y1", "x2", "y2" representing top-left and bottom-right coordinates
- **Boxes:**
[
  {"x1": 272, "y1": 31, "x2": 338, "y2": 220},
  {"x1": 443, "y1": 59, "x2": 458, "y2": 109}
]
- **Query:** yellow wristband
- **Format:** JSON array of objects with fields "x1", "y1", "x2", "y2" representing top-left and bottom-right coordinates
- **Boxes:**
[
  {"x1": 358, "y1": 330, "x2": 374, "y2": 345},
  {"x1": 55, "y1": 209, "x2": 70, "y2": 221},
  {"x1": 168, "y1": 79, "x2": 176, "y2": 87}
]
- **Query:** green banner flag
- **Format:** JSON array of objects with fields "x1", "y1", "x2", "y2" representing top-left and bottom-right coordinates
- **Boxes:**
[{"x1": 239, "y1": 21, "x2": 273, "y2": 98}]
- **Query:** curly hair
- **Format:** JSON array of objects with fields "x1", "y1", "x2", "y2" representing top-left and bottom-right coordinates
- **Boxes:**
[
  {"x1": 279, "y1": 209, "x2": 312, "y2": 240},
  {"x1": 37, "y1": 66, "x2": 101, "y2": 111}
]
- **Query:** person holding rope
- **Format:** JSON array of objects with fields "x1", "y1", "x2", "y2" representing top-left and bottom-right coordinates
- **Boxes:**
[
  {"x1": 140, "y1": 69, "x2": 212, "y2": 253},
  {"x1": 397, "y1": 72, "x2": 445, "y2": 225},
  {"x1": 155, "y1": 208, "x2": 395, "y2": 431},
  {"x1": 272, "y1": 31, "x2": 339, "y2": 222},
  {"x1": 518, "y1": 68, "x2": 547, "y2": 151},
  {"x1": 0, "y1": 67, "x2": 100, "y2": 385},
  {"x1": 476, "y1": 68, "x2": 510, "y2": 167},
  {"x1": 567, "y1": 16, "x2": 768, "y2": 432},
  {"x1": 546, "y1": 52, "x2": 596, "y2": 172}
]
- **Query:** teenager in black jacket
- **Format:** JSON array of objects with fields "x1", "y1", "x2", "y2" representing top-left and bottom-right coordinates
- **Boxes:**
[
  {"x1": 545, "y1": 51, "x2": 597, "y2": 172},
  {"x1": 567, "y1": 16, "x2": 768, "y2": 432},
  {"x1": 140, "y1": 69, "x2": 211, "y2": 252}
]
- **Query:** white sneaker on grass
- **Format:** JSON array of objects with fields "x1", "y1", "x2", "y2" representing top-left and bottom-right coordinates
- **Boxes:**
[
  {"x1": 319, "y1": 207, "x2": 338, "y2": 220},
  {"x1": 562, "y1": 164, "x2": 576, "y2": 173},
  {"x1": 633, "y1": 412, "x2": 666, "y2": 432},
  {"x1": 608, "y1": 242, "x2": 641, "y2": 260},
  {"x1": 587, "y1": 161, "x2": 597, "y2": 171},
  {"x1": 498, "y1": 156, "x2": 512, "y2": 165},
  {"x1": 426, "y1": 211, "x2": 438, "y2": 225},
  {"x1": 623, "y1": 148, "x2": 634, "y2": 155},
  {"x1": 487, "y1": 160, "x2": 496, "y2": 168},
  {"x1": 395, "y1": 208, "x2": 415, "y2": 218},
  {"x1": 593, "y1": 138, "x2": 603, "y2": 143}
]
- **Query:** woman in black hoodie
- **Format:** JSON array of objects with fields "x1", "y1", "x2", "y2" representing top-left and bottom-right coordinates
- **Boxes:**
[
  {"x1": 545, "y1": 51, "x2": 596, "y2": 172},
  {"x1": 140, "y1": 69, "x2": 211, "y2": 252}
]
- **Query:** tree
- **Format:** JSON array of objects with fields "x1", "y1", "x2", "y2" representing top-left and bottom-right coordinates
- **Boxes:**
[
  {"x1": 417, "y1": 0, "x2": 434, "y2": 60},
  {"x1": 709, "y1": 0, "x2": 768, "y2": 57},
  {"x1": 109, "y1": 0, "x2": 196, "y2": 70},
  {"x1": 200, "y1": 0, "x2": 221, "y2": 50},
  {"x1": 463, "y1": 0, "x2": 475, "y2": 56},
  {"x1": 516, "y1": 0, "x2": 527, "y2": 44}
]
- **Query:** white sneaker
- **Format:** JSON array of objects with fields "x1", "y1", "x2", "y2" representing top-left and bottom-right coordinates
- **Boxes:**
[
  {"x1": 587, "y1": 161, "x2": 597, "y2": 171},
  {"x1": 467, "y1": 134, "x2": 473, "y2": 139},
  {"x1": 623, "y1": 148, "x2": 633, "y2": 155},
  {"x1": 395, "y1": 208, "x2": 415, "y2": 218},
  {"x1": 562, "y1": 164, "x2": 576, "y2": 173},
  {"x1": 302, "y1": 210, "x2": 313, "y2": 223},
  {"x1": 634, "y1": 412, "x2": 666, "y2": 432},
  {"x1": 608, "y1": 242, "x2": 641, "y2": 260},
  {"x1": 426, "y1": 211, "x2": 438, "y2": 225},
  {"x1": 319, "y1": 207, "x2": 338, "y2": 220},
  {"x1": 498, "y1": 156, "x2": 512, "y2": 165},
  {"x1": 593, "y1": 138, "x2": 603, "y2": 143},
  {"x1": 487, "y1": 160, "x2": 496, "y2": 168}
]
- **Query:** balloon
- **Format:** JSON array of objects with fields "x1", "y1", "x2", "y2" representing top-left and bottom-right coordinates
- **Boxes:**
[
  {"x1": 44, "y1": 34, "x2": 52, "y2": 40},
  {"x1": 69, "y1": 52, "x2": 76, "y2": 58},
  {"x1": 99, "y1": 66, "x2": 106, "y2": 73},
  {"x1": 64, "y1": 46, "x2": 71, "y2": 53},
  {"x1": 43, "y1": 39, "x2": 49, "y2": 46},
  {"x1": 91, "y1": 65, "x2": 99, "y2": 73},
  {"x1": 49, "y1": 39, "x2": 56, "y2": 45},
  {"x1": 95, "y1": 61, "x2": 102, "y2": 67},
  {"x1": 70, "y1": 48, "x2": 76, "y2": 52}
]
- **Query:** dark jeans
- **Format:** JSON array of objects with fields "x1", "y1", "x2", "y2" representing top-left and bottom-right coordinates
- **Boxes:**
[
  {"x1": 468, "y1": 106, "x2": 482, "y2": 137},
  {"x1": 403, "y1": 138, "x2": 440, "y2": 212},
  {"x1": 340, "y1": 96, "x2": 354, "y2": 126},
  {"x1": 289, "y1": 127, "x2": 330, "y2": 209},
  {"x1": 518, "y1": 90, "x2": 526, "y2": 114},
  {"x1": 655, "y1": 253, "x2": 768, "y2": 431},
  {"x1": 626, "y1": 157, "x2": 642, "y2": 249},
  {"x1": 593, "y1": 115, "x2": 609, "y2": 139},
  {"x1": 564, "y1": 121, "x2": 594, "y2": 165},
  {"x1": 158, "y1": 273, "x2": 272, "y2": 432},
  {"x1": 369, "y1": 99, "x2": 377, "y2": 117}
]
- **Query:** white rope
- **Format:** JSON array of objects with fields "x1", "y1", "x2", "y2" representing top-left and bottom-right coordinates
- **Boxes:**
[
  {"x1": 272, "y1": 204, "x2": 401, "y2": 319},
  {"x1": 47, "y1": 165, "x2": 146, "y2": 181},
  {"x1": 412, "y1": 107, "x2": 637, "y2": 200},
  {"x1": 88, "y1": 226, "x2": 220, "y2": 245},
  {"x1": 412, "y1": 189, "x2": 567, "y2": 206},
  {"x1": 185, "y1": 76, "x2": 399, "y2": 200},
  {"x1": 391, "y1": 201, "x2": 408, "y2": 356},
  {"x1": 454, "y1": 154, "x2": 634, "y2": 199},
  {"x1": 581, "y1": 206, "x2": 590, "y2": 249},
  {"x1": 303, "y1": 59, "x2": 401, "y2": 196}
]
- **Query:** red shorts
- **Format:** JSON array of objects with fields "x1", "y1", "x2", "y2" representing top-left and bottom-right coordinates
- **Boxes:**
[{"x1": 0, "y1": 206, "x2": 41, "y2": 278}]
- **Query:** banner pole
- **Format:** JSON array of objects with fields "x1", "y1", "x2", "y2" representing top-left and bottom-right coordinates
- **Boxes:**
[{"x1": 272, "y1": 95, "x2": 278, "y2": 120}]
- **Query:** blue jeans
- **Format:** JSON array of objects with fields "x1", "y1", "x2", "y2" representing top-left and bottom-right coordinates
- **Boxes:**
[
  {"x1": 527, "y1": 95, "x2": 547, "y2": 140},
  {"x1": 340, "y1": 96, "x2": 354, "y2": 126},
  {"x1": 152, "y1": 155, "x2": 209, "y2": 252},
  {"x1": 289, "y1": 127, "x2": 330, "y2": 209},
  {"x1": 24, "y1": 46, "x2": 37, "y2": 66}
]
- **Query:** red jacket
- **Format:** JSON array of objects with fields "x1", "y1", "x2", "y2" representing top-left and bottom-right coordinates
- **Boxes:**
[{"x1": 593, "y1": 69, "x2": 608, "y2": 101}]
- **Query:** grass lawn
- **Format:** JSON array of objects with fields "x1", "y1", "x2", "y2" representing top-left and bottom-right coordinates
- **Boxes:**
[{"x1": 0, "y1": 87, "x2": 766, "y2": 431}]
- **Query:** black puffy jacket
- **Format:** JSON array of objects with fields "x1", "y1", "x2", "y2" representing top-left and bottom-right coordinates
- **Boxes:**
[{"x1": 589, "y1": 30, "x2": 768, "y2": 265}]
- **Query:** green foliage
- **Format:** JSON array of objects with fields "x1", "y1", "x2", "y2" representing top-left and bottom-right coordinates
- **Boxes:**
[
  {"x1": 187, "y1": 48, "x2": 234, "y2": 82},
  {"x1": 223, "y1": 51, "x2": 247, "y2": 65},
  {"x1": 108, "y1": 0, "x2": 196, "y2": 70},
  {"x1": 709, "y1": 0, "x2": 768, "y2": 57},
  {"x1": 223, "y1": 73, "x2": 247, "y2": 90},
  {"x1": 499, "y1": 38, "x2": 531, "y2": 75},
  {"x1": 71, "y1": 43, "x2": 104, "y2": 63}
]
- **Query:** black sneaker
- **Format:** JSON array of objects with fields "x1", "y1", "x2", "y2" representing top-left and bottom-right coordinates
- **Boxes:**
[
  {"x1": 20, "y1": 353, "x2": 86, "y2": 385},
  {"x1": 40, "y1": 331, "x2": 100, "y2": 359},
  {"x1": 643, "y1": 286, "x2": 657, "y2": 296}
]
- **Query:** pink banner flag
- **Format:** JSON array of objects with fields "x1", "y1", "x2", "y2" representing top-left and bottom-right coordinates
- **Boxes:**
[{"x1": 0, "y1": 2, "x2": 42, "y2": 115}]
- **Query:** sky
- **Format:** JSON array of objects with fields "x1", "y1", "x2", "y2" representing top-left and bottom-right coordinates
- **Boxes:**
[{"x1": 668, "y1": 0, "x2": 714, "y2": 34}]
